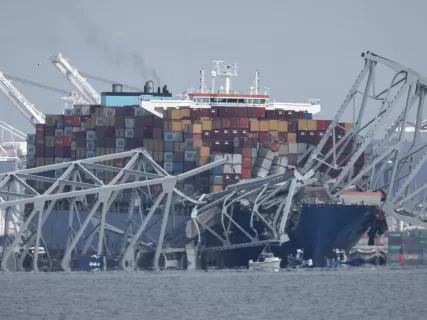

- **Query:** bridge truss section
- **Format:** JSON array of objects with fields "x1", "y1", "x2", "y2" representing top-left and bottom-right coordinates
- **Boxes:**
[
  {"x1": 0, "y1": 148, "x2": 226, "y2": 272},
  {"x1": 300, "y1": 51, "x2": 427, "y2": 229}
]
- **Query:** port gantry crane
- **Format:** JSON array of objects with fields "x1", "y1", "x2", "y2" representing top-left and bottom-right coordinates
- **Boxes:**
[
  {"x1": 299, "y1": 51, "x2": 427, "y2": 230},
  {"x1": 50, "y1": 53, "x2": 101, "y2": 105},
  {"x1": 0, "y1": 72, "x2": 46, "y2": 126}
]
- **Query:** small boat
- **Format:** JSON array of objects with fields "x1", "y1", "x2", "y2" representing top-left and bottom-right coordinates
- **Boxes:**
[{"x1": 249, "y1": 245, "x2": 281, "y2": 271}]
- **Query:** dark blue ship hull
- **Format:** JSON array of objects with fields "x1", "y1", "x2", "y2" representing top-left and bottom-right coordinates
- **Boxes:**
[{"x1": 285, "y1": 204, "x2": 378, "y2": 266}]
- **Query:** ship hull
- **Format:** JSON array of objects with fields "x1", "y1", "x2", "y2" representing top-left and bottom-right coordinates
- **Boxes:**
[
  {"x1": 20, "y1": 203, "x2": 377, "y2": 269},
  {"x1": 285, "y1": 204, "x2": 377, "y2": 266}
]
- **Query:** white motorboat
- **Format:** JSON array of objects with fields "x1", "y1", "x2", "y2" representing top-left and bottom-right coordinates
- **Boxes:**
[{"x1": 248, "y1": 246, "x2": 281, "y2": 271}]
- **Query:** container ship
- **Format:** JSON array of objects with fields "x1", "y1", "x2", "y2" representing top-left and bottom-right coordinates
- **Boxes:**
[{"x1": 18, "y1": 61, "x2": 384, "y2": 268}]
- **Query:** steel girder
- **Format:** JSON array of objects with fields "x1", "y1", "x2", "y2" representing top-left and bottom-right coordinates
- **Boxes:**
[
  {"x1": 300, "y1": 51, "x2": 427, "y2": 229},
  {"x1": 0, "y1": 148, "x2": 226, "y2": 272}
]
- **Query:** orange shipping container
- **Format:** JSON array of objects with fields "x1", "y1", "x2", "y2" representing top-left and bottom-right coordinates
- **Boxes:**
[
  {"x1": 269, "y1": 131, "x2": 279, "y2": 137},
  {"x1": 197, "y1": 156, "x2": 209, "y2": 166},
  {"x1": 259, "y1": 120, "x2": 269, "y2": 132},
  {"x1": 307, "y1": 120, "x2": 317, "y2": 131},
  {"x1": 288, "y1": 133, "x2": 297, "y2": 142},
  {"x1": 193, "y1": 124, "x2": 202, "y2": 134},
  {"x1": 180, "y1": 108, "x2": 190, "y2": 118},
  {"x1": 210, "y1": 185, "x2": 223, "y2": 192},
  {"x1": 171, "y1": 109, "x2": 181, "y2": 120},
  {"x1": 250, "y1": 120, "x2": 260, "y2": 132},
  {"x1": 278, "y1": 120, "x2": 288, "y2": 132},
  {"x1": 269, "y1": 120, "x2": 278, "y2": 131},
  {"x1": 202, "y1": 120, "x2": 212, "y2": 131},
  {"x1": 298, "y1": 119, "x2": 308, "y2": 131},
  {"x1": 172, "y1": 121, "x2": 182, "y2": 132}
]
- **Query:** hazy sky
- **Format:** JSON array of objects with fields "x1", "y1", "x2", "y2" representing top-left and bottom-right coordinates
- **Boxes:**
[{"x1": 0, "y1": 0, "x2": 426, "y2": 134}]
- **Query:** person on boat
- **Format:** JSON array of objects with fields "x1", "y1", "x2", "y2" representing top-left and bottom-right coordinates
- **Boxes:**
[{"x1": 296, "y1": 249, "x2": 303, "y2": 260}]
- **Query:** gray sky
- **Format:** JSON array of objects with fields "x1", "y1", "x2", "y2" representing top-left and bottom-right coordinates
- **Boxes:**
[{"x1": 0, "y1": 0, "x2": 426, "y2": 133}]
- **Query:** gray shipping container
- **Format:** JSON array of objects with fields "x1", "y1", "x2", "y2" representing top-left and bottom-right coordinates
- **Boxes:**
[
  {"x1": 71, "y1": 141, "x2": 77, "y2": 151},
  {"x1": 86, "y1": 131, "x2": 96, "y2": 141},
  {"x1": 27, "y1": 145, "x2": 36, "y2": 156},
  {"x1": 297, "y1": 143, "x2": 307, "y2": 154},
  {"x1": 26, "y1": 156, "x2": 35, "y2": 168},
  {"x1": 288, "y1": 142, "x2": 298, "y2": 154},
  {"x1": 278, "y1": 143, "x2": 289, "y2": 156},
  {"x1": 64, "y1": 109, "x2": 73, "y2": 116},
  {"x1": 134, "y1": 108, "x2": 144, "y2": 117},
  {"x1": 233, "y1": 165, "x2": 242, "y2": 174},
  {"x1": 105, "y1": 108, "x2": 116, "y2": 117},
  {"x1": 269, "y1": 165, "x2": 286, "y2": 175},
  {"x1": 184, "y1": 184, "x2": 195, "y2": 195},
  {"x1": 252, "y1": 167, "x2": 269, "y2": 178},
  {"x1": 116, "y1": 147, "x2": 125, "y2": 153},
  {"x1": 86, "y1": 150, "x2": 95, "y2": 158},
  {"x1": 223, "y1": 164, "x2": 233, "y2": 174},
  {"x1": 86, "y1": 141, "x2": 95, "y2": 150},
  {"x1": 209, "y1": 175, "x2": 223, "y2": 185},
  {"x1": 96, "y1": 117, "x2": 105, "y2": 126},
  {"x1": 184, "y1": 139, "x2": 194, "y2": 150},
  {"x1": 26, "y1": 134, "x2": 36, "y2": 145},
  {"x1": 64, "y1": 127, "x2": 73, "y2": 136},
  {"x1": 257, "y1": 148, "x2": 276, "y2": 160},
  {"x1": 55, "y1": 129, "x2": 64, "y2": 137},
  {"x1": 252, "y1": 148, "x2": 258, "y2": 159},
  {"x1": 164, "y1": 152, "x2": 174, "y2": 162},
  {"x1": 125, "y1": 129, "x2": 135, "y2": 138},
  {"x1": 125, "y1": 118, "x2": 136, "y2": 129},
  {"x1": 254, "y1": 157, "x2": 273, "y2": 169},
  {"x1": 224, "y1": 153, "x2": 233, "y2": 164},
  {"x1": 164, "y1": 142, "x2": 174, "y2": 152},
  {"x1": 184, "y1": 150, "x2": 196, "y2": 161},
  {"x1": 164, "y1": 161, "x2": 173, "y2": 172},
  {"x1": 116, "y1": 138, "x2": 125, "y2": 148},
  {"x1": 232, "y1": 154, "x2": 242, "y2": 164}
]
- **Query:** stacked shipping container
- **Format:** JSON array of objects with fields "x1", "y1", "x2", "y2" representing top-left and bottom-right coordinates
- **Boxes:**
[
  {"x1": 26, "y1": 104, "x2": 362, "y2": 202},
  {"x1": 387, "y1": 230, "x2": 427, "y2": 266}
]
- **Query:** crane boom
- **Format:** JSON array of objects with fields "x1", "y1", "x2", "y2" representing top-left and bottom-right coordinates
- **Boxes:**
[
  {"x1": 50, "y1": 53, "x2": 101, "y2": 105},
  {"x1": 0, "y1": 72, "x2": 45, "y2": 126}
]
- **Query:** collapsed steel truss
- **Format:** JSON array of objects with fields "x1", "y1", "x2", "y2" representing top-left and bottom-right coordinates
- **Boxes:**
[
  {"x1": 0, "y1": 147, "x2": 314, "y2": 272},
  {"x1": 300, "y1": 51, "x2": 427, "y2": 228}
]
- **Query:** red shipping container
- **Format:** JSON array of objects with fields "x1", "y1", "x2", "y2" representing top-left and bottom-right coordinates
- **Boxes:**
[
  {"x1": 36, "y1": 138, "x2": 45, "y2": 145},
  {"x1": 211, "y1": 129, "x2": 221, "y2": 139},
  {"x1": 63, "y1": 136, "x2": 72, "y2": 147},
  {"x1": 222, "y1": 119, "x2": 231, "y2": 128},
  {"x1": 199, "y1": 108, "x2": 209, "y2": 117},
  {"x1": 71, "y1": 116, "x2": 81, "y2": 127},
  {"x1": 231, "y1": 129, "x2": 240, "y2": 138},
  {"x1": 193, "y1": 134, "x2": 202, "y2": 141},
  {"x1": 239, "y1": 118, "x2": 249, "y2": 129},
  {"x1": 221, "y1": 129, "x2": 232, "y2": 140},
  {"x1": 212, "y1": 119, "x2": 221, "y2": 129},
  {"x1": 230, "y1": 118, "x2": 239, "y2": 128},
  {"x1": 242, "y1": 148, "x2": 252, "y2": 158},
  {"x1": 242, "y1": 158, "x2": 252, "y2": 168},
  {"x1": 255, "y1": 107, "x2": 266, "y2": 118},
  {"x1": 240, "y1": 129, "x2": 249, "y2": 137},
  {"x1": 247, "y1": 107, "x2": 257, "y2": 117},
  {"x1": 241, "y1": 168, "x2": 251, "y2": 179},
  {"x1": 258, "y1": 132, "x2": 269, "y2": 143}
]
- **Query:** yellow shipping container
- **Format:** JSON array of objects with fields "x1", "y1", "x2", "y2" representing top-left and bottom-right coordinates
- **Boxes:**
[
  {"x1": 180, "y1": 108, "x2": 190, "y2": 118},
  {"x1": 171, "y1": 109, "x2": 181, "y2": 120},
  {"x1": 269, "y1": 131, "x2": 279, "y2": 136},
  {"x1": 278, "y1": 120, "x2": 288, "y2": 132},
  {"x1": 181, "y1": 119, "x2": 191, "y2": 128},
  {"x1": 196, "y1": 146, "x2": 210, "y2": 157},
  {"x1": 193, "y1": 124, "x2": 202, "y2": 134},
  {"x1": 86, "y1": 118, "x2": 95, "y2": 129},
  {"x1": 345, "y1": 123, "x2": 353, "y2": 129},
  {"x1": 143, "y1": 139, "x2": 153, "y2": 150},
  {"x1": 196, "y1": 156, "x2": 209, "y2": 166},
  {"x1": 172, "y1": 121, "x2": 182, "y2": 132},
  {"x1": 307, "y1": 120, "x2": 317, "y2": 131},
  {"x1": 46, "y1": 115, "x2": 56, "y2": 126},
  {"x1": 288, "y1": 133, "x2": 297, "y2": 142},
  {"x1": 210, "y1": 185, "x2": 223, "y2": 193},
  {"x1": 105, "y1": 148, "x2": 115, "y2": 155},
  {"x1": 259, "y1": 120, "x2": 269, "y2": 132},
  {"x1": 45, "y1": 158, "x2": 55, "y2": 165},
  {"x1": 298, "y1": 119, "x2": 308, "y2": 131},
  {"x1": 202, "y1": 120, "x2": 212, "y2": 131},
  {"x1": 269, "y1": 120, "x2": 278, "y2": 131},
  {"x1": 250, "y1": 120, "x2": 260, "y2": 132}
]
